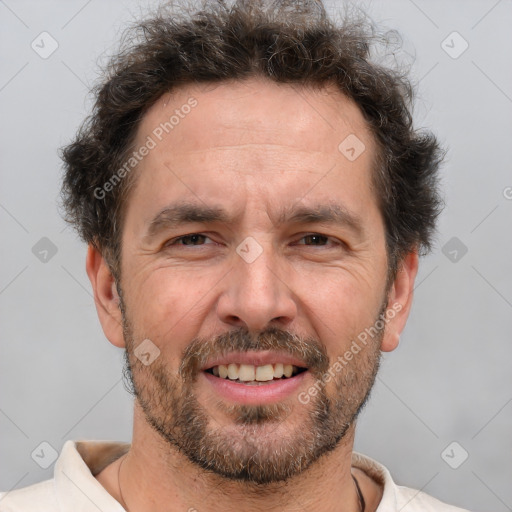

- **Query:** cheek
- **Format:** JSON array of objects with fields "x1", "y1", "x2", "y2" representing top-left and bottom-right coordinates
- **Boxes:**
[
  {"x1": 122, "y1": 269, "x2": 216, "y2": 357},
  {"x1": 300, "y1": 270, "x2": 384, "y2": 351}
]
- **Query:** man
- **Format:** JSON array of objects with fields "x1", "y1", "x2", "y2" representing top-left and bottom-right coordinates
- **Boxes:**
[{"x1": 0, "y1": 0, "x2": 470, "y2": 510}]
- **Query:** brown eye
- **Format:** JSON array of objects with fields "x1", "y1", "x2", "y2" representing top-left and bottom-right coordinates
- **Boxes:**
[
  {"x1": 301, "y1": 234, "x2": 329, "y2": 246},
  {"x1": 179, "y1": 234, "x2": 208, "y2": 245},
  {"x1": 166, "y1": 234, "x2": 211, "y2": 247}
]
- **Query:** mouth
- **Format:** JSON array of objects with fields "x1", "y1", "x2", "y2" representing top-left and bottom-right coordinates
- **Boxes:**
[
  {"x1": 200, "y1": 352, "x2": 310, "y2": 404},
  {"x1": 204, "y1": 363, "x2": 307, "y2": 385}
]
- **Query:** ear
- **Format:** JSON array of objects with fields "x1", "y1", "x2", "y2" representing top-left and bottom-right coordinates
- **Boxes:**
[
  {"x1": 85, "y1": 244, "x2": 125, "y2": 348},
  {"x1": 380, "y1": 250, "x2": 419, "y2": 352}
]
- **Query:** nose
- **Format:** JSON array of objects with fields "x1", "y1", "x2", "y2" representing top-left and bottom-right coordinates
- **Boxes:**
[{"x1": 216, "y1": 242, "x2": 297, "y2": 332}]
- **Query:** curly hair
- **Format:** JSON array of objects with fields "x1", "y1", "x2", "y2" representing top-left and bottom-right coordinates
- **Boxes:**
[{"x1": 60, "y1": 0, "x2": 444, "y2": 282}]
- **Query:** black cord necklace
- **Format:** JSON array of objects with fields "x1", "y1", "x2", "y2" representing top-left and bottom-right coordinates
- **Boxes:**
[{"x1": 352, "y1": 474, "x2": 366, "y2": 512}]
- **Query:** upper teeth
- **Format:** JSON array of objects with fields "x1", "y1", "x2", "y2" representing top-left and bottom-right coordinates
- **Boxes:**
[{"x1": 211, "y1": 363, "x2": 299, "y2": 381}]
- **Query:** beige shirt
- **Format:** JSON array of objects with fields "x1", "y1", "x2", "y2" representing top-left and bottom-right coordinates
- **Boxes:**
[{"x1": 0, "y1": 440, "x2": 471, "y2": 511}]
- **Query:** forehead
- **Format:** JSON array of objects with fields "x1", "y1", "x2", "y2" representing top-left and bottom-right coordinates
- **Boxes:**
[
  {"x1": 135, "y1": 77, "x2": 375, "y2": 162},
  {"x1": 126, "y1": 78, "x2": 380, "y2": 234}
]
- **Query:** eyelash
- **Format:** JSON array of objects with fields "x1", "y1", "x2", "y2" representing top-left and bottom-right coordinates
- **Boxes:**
[{"x1": 165, "y1": 233, "x2": 344, "y2": 249}]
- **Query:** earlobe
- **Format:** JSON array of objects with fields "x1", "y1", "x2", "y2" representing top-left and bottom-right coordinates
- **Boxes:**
[
  {"x1": 380, "y1": 251, "x2": 419, "y2": 352},
  {"x1": 85, "y1": 244, "x2": 125, "y2": 348}
]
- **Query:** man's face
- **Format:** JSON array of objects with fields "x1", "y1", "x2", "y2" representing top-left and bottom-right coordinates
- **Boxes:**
[{"x1": 116, "y1": 78, "x2": 392, "y2": 483}]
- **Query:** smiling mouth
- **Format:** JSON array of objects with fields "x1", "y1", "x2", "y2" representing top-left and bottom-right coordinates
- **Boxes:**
[{"x1": 204, "y1": 363, "x2": 307, "y2": 385}]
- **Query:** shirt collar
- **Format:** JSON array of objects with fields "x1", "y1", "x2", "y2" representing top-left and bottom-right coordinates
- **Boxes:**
[
  {"x1": 54, "y1": 440, "x2": 128, "y2": 512},
  {"x1": 352, "y1": 451, "x2": 398, "y2": 510}
]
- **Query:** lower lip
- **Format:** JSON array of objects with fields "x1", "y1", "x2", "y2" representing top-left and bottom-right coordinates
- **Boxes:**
[{"x1": 202, "y1": 370, "x2": 308, "y2": 405}]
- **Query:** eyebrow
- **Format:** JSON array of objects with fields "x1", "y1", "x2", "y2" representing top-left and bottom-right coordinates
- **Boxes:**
[
  {"x1": 144, "y1": 203, "x2": 231, "y2": 240},
  {"x1": 276, "y1": 203, "x2": 364, "y2": 236},
  {"x1": 143, "y1": 201, "x2": 364, "y2": 241}
]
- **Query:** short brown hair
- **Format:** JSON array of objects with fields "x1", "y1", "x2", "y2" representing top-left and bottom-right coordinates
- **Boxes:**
[{"x1": 60, "y1": 0, "x2": 444, "y2": 281}]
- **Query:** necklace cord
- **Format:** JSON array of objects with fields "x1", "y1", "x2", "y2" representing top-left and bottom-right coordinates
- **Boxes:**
[
  {"x1": 352, "y1": 474, "x2": 366, "y2": 512},
  {"x1": 118, "y1": 455, "x2": 128, "y2": 511}
]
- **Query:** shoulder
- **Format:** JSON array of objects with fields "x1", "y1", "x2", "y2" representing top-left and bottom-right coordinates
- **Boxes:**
[
  {"x1": 1, "y1": 439, "x2": 129, "y2": 512},
  {"x1": 352, "y1": 452, "x2": 472, "y2": 512},
  {"x1": 0, "y1": 479, "x2": 58, "y2": 511},
  {"x1": 395, "y1": 485, "x2": 471, "y2": 511}
]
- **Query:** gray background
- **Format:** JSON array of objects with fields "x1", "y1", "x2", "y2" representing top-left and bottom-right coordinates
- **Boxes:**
[{"x1": 1, "y1": 0, "x2": 511, "y2": 510}]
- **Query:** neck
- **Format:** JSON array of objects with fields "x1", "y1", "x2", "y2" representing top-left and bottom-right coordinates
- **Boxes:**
[{"x1": 102, "y1": 405, "x2": 380, "y2": 512}]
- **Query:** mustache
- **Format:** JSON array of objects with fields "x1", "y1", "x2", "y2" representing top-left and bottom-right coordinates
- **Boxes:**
[{"x1": 179, "y1": 326, "x2": 330, "y2": 382}]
